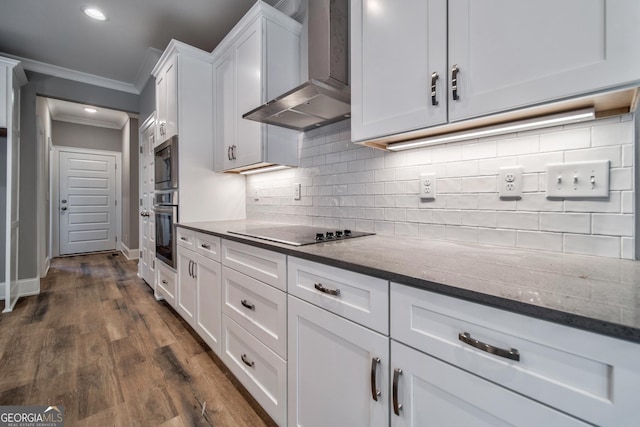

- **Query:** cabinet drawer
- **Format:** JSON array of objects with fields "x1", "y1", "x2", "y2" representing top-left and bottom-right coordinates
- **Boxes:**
[
  {"x1": 222, "y1": 266, "x2": 287, "y2": 359},
  {"x1": 176, "y1": 227, "x2": 195, "y2": 250},
  {"x1": 288, "y1": 257, "x2": 389, "y2": 334},
  {"x1": 222, "y1": 315, "x2": 286, "y2": 426},
  {"x1": 391, "y1": 340, "x2": 588, "y2": 427},
  {"x1": 156, "y1": 261, "x2": 176, "y2": 307},
  {"x1": 221, "y1": 239, "x2": 287, "y2": 291},
  {"x1": 195, "y1": 232, "x2": 221, "y2": 262},
  {"x1": 391, "y1": 283, "x2": 640, "y2": 427}
]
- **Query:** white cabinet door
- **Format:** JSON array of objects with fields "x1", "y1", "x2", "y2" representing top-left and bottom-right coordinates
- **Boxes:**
[
  {"x1": 288, "y1": 296, "x2": 389, "y2": 427},
  {"x1": 448, "y1": 0, "x2": 640, "y2": 121},
  {"x1": 156, "y1": 56, "x2": 177, "y2": 141},
  {"x1": 213, "y1": 48, "x2": 236, "y2": 172},
  {"x1": 391, "y1": 341, "x2": 588, "y2": 427},
  {"x1": 177, "y1": 247, "x2": 197, "y2": 327},
  {"x1": 351, "y1": 0, "x2": 447, "y2": 142},
  {"x1": 139, "y1": 117, "x2": 155, "y2": 287},
  {"x1": 195, "y1": 253, "x2": 222, "y2": 356},
  {"x1": 233, "y1": 18, "x2": 263, "y2": 168}
]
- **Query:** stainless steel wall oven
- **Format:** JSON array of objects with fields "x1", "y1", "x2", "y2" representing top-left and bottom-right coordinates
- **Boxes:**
[{"x1": 154, "y1": 189, "x2": 178, "y2": 268}]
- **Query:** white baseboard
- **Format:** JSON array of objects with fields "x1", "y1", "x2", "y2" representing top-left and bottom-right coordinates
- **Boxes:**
[
  {"x1": 121, "y1": 243, "x2": 140, "y2": 261},
  {"x1": 0, "y1": 277, "x2": 41, "y2": 310}
]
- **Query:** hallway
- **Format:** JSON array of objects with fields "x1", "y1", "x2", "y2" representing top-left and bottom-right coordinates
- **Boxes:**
[{"x1": 0, "y1": 253, "x2": 275, "y2": 426}]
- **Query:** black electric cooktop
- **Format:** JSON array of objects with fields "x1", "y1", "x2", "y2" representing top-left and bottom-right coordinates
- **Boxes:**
[{"x1": 227, "y1": 225, "x2": 374, "y2": 246}]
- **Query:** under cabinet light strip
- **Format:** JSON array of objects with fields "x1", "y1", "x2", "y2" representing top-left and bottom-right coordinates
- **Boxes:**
[
  {"x1": 386, "y1": 108, "x2": 595, "y2": 151},
  {"x1": 239, "y1": 165, "x2": 290, "y2": 175}
]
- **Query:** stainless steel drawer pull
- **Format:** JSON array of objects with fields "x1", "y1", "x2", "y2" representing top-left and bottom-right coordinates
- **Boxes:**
[
  {"x1": 430, "y1": 72, "x2": 439, "y2": 106},
  {"x1": 458, "y1": 332, "x2": 520, "y2": 361},
  {"x1": 314, "y1": 283, "x2": 340, "y2": 296},
  {"x1": 392, "y1": 368, "x2": 403, "y2": 416},
  {"x1": 200, "y1": 243, "x2": 211, "y2": 250},
  {"x1": 241, "y1": 353, "x2": 255, "y2": 368},
  {"x1": 241, "y1": 299, "x2": 255, "y2": 310},
  {"x1": 180, "y1": 237, "x2": 188, "y2": 241},
  {"x1": 451, "y1": 64, "x2": 460, "y2": 101},
  {"x1": 370, "y1": 357, "x2": 381, "y2": 401},
  {"x1": 161, "y1": 280, "x2": 168, "y2": 285}
]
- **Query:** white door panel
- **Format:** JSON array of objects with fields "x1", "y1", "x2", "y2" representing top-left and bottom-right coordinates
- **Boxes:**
[{"x1": 59, "y1": 150, "x2": 117, "y2": 255}]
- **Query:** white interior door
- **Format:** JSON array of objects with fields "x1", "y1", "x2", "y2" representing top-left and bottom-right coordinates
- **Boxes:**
[{"x1": 59, "y1": 150, "x2": 117, "y2": 255}]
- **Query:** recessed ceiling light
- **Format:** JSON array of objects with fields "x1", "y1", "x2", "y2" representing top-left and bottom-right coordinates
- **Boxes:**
[
  {"x1": 83, "y1": 7, "x2": 107, "y2": 21},
  {"x1": 84, "y1": 107, "x2": 98, "y2": 113}
]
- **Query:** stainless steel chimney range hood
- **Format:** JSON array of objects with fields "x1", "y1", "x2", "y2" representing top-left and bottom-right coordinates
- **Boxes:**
[{"x1": 243, "y1": 0, "x2": 350, "y2": 132}]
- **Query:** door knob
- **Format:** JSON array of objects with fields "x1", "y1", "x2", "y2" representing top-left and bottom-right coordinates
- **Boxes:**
[{"x1": 61, "y1": 207, "x2": 67, "y2": 211}]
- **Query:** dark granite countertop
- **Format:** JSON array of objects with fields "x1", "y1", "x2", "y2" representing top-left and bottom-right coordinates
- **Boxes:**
[{"x1": 178, "y1": 220, "x2": 640, "y2": 344}]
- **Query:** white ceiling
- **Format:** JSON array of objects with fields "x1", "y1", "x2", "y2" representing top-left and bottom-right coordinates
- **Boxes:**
[{"x1": 0, "y1": 0, "x2": 295, "y2": 94}]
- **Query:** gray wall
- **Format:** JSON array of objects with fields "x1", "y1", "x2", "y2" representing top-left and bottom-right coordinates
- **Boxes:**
[
  {"x1": 52, "y1": 121, "x2": 122, "y2": 152},
  {"x1": 139, "y1": 77, "x2": 155, "y2": 126},
  {"x1": 122, "y1": 118, "x2": 139, "y2": 250},
  {"x1": 636, "y1": 111, "x2": 639, "y2": 260},
  {"x1": 19, "y1": 71, "x2": 139, "y2": 279}
]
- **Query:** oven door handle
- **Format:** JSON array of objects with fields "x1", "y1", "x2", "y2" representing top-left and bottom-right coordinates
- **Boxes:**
[{"x1": 153, "y1": 205, "x2": 177, "y2": 214}]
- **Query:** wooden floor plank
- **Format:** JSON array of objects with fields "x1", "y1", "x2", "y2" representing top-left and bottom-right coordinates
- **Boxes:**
[{"x1": 0, "y1": 252, "x2": 274, "y2": 426}]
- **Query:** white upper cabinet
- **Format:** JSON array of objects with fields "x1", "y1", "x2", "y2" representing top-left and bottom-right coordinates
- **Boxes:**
[
  {"x1": 448, "y1": 0, "x2": 640, "y2": 122},
  {"x1": 351, "y1": 0, "x2": 640, "y2": 143},
  {"x1": 351, "y1": 0, "x2": 447, "y2": 142},
  {"x1": 212, "y1": 2, "x2": 301, "y2": 173},
  {"x1": 155, "y1": 54, "x2": 177, "y2": 141}
]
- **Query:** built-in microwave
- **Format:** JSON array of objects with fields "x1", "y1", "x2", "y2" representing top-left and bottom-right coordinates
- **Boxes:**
[{"x1": 154, "y1": 135, "x2": 178, "y2": 191}]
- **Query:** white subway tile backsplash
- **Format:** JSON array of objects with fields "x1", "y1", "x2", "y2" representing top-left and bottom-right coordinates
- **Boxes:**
[
  {"x1": 539, "y1": 128, "x2": 590, "y2": 152},
  {"x1": 592, "y1": 214, "x2": 634, "y2": 237},
  {"x1": 247, "y1": 116, "x2": 636, "y2": 260},
  {"x1": 592, "y1": 120, "x2": 633, "y2": 147},
  {"x1": 540, "y1": 213, "x2": 591, "y2": 234},
  {"x1": 564, "y1": 234, "x2": 621, "y2": 258}
]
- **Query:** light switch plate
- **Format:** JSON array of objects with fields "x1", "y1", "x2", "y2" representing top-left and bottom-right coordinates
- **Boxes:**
[
  {"x1": 293, "y1": 183, "x2": 301, "y2": 200},
  {"x1": 546, "y1": 160, "x2": 610, "y2": 198},
  {"x1": 499, "y1": 166, "x2": 523, "y2": 199},
  {"x1": 419, "y1": 173, "x2": 436, "y2": 200}
]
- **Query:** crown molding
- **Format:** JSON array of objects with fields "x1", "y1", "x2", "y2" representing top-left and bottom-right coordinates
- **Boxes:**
[
  {"x1": 0, "y1": 53, "x2": 139, "y2": 94},
  {"x1": 133, "y1": 47, "x2": 162, "y2": 92}
]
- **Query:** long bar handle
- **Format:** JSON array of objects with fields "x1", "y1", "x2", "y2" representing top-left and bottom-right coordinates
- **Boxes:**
[
  {"x1": 430, "y1": 72, "x2": 439, "y2": 106},
  {"x1": 458, "y1": 332, "x2": 520, "y2": 361},
  {"x1": 451, "y1": 64, "x2": 460, "y2": 101},
  {"x1": 241, "y1": 353, "x2": 255, "y2": 368},
  {"x1": 370, "y1": 357, "x2": 381, "y2": 401},
  {"x1": 314, "y1": 283, "x2": 340, "y2": 296},
  {"x1": 241, "y1": 299, "x2": 255, "y2": 311},
  {"x1": 392, "y1": 368, "x2": 403, "y2": 416}
]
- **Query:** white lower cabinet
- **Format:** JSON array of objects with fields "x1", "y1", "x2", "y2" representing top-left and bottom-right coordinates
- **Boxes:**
[
  {"x1": 391, "y1": 283, "x2": 640, "y2": 426},
  {"x1": 287, "y1": 295, "x2": 389, "y2": 427},
  {"x1": 222, "y1": 315, "x2": 287, "y2": 425},
  {"x1": 177, "y1": 247, "x2": 197, "y2": 327},
  {"x1": 194, "y1": 253, "x2": 222, "y2": 355},
  {"x1": 390, "y1": 340, "x2": 588, "y2": 427}
]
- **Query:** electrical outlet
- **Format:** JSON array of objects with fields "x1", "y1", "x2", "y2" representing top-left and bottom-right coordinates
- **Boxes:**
[
  {"x1": 293, "y1": 183, "x2": 301, "y2": 200},
  {"x1": 499, "y1": 166, "x2": 523, "y2": 199},
  {"x1": 546, "y1": 160, "x2": 609, "y2": 198},
  {"x1": 419, "y1": 173, "x2": 436, "y2": 200}
]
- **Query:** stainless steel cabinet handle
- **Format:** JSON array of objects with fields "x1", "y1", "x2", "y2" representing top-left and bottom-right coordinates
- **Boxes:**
[
  {"x1": 314, "y1": 283, "x2": 340, "y2": 296},
  {"x1": 180, "y1": 237, "x2": 188, "y2": 241},
  {"x1": 430, "y1": 72, "x2": 439, "y2": 106},
  {"x1": 162, "y1": 279, "x2": 168, "y2": 285},
  {"x1": 458, "y1": 332, "x2": 520, "y2": 361},
  {"x1": 370, "y1": 357, "x2": 381, "y2": 401},
  {"x1": 200, "y1": 243, "x2": 211, "y2": 250},
  {"x1": 241, "y1": 353, "x2": 255, "y2": 368},
  {"x1": 231, "y1": 145, "x2": 237, "y2": 160},
  {"x1": 392, "y1": 368, "x2": 403, "y2": 415},
  {"x1": 451, "y1": 64, "x2": 460, "y2": 101},
  {"x1": 241, "y1": 299, "x2": 255, "y2": 310},
  {"x1": 188, "y1": 260, "x2": 193, "y2": 278},
  {"x1": 227, "y1": 146, "x2": 232, "y2": 161}
]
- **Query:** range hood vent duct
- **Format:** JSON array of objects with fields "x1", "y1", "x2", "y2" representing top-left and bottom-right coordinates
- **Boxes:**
[{"x1": 243, "y1": 0, "x2": 350, "y2": 132}]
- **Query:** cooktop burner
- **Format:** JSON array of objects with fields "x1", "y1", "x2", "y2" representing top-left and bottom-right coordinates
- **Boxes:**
[{"x1": 227, "y1": 225, "x2": 374, "y2": 246}]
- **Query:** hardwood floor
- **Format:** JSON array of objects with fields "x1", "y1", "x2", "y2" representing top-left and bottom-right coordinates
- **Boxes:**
[{"x1": 0, "y1": 253, "x2": 276, "y2": 427}]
